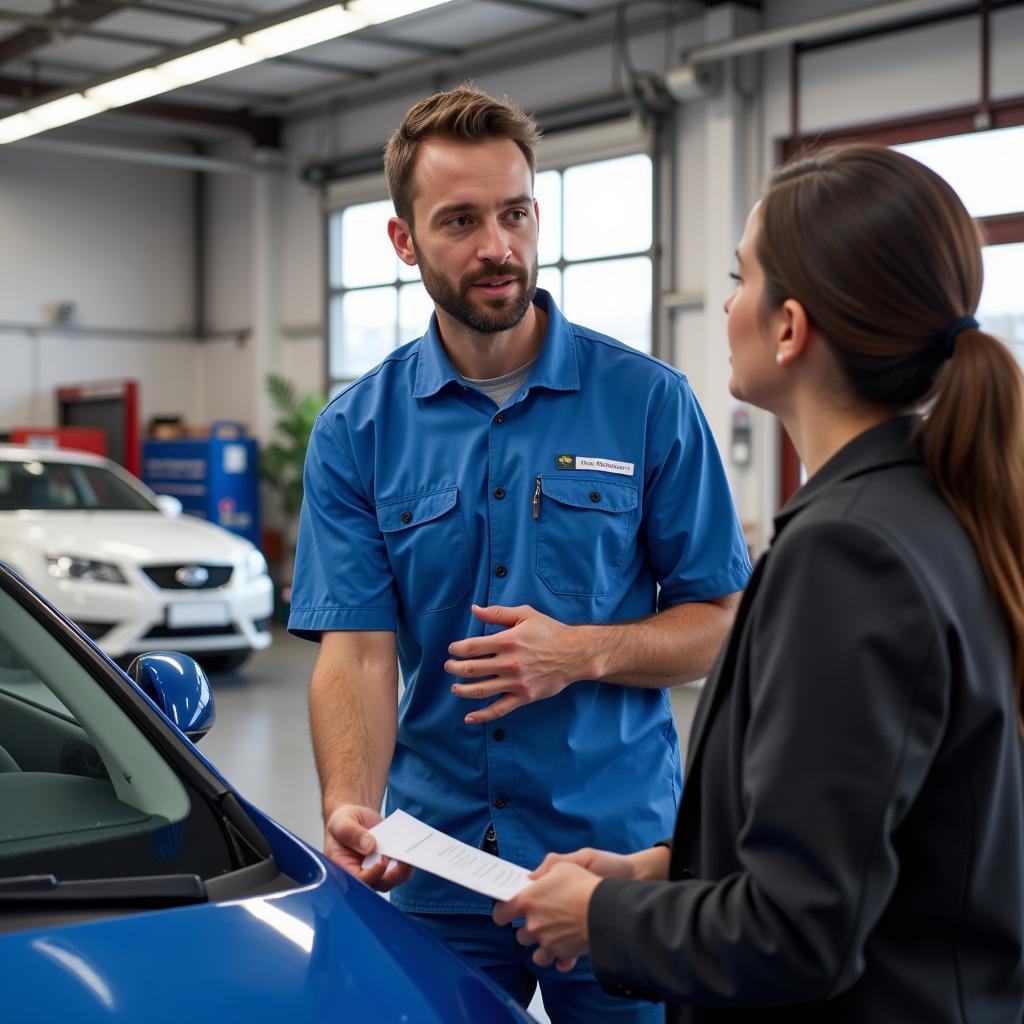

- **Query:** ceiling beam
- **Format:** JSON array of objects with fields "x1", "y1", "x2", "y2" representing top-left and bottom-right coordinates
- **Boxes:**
[{"x1": 0, "y1": 1, "x2": 123, "y2": 65}]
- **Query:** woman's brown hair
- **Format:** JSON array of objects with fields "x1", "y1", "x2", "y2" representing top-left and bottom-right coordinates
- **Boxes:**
[{"x1": 758, "y1": 142, "x2": 1024, "y2": 722}]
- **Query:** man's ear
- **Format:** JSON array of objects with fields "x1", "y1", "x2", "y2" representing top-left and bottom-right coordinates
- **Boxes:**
[
  {"x1": 776, "y1": 298, "x2": 811, "y2": 366},
  {"x1": 388, "y1": 216, "x2": 417, "y2": 267}
]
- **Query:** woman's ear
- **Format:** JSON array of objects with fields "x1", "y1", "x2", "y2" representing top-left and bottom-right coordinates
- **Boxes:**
[
  {"x1": 388, "y1": 216, "x2": 417, "y2": 267},
  {"x1": 775, "y1": 298, "x2": 811, "y2": 367}
]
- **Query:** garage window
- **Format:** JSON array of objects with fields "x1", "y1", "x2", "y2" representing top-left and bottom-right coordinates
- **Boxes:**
[{"x1": 894, "y1": 124, "x2": 1024, "y2": 361}]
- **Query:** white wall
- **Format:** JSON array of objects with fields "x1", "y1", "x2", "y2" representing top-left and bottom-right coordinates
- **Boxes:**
[
  {"x1": 197, "y1": 138, "x2": 325, "y2": 440},
  {"x1": 0, "y1": 146, "x2": 202, "y2": 431}
]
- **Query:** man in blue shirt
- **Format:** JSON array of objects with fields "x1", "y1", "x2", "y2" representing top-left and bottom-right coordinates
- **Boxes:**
[{"x1": 290, "y1": 85, "x2": 750, "y2": 1023}]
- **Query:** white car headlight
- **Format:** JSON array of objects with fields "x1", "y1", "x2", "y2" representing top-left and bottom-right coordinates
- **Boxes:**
[
  {"x1": 245, "y1": 548, "x2": 269, "y2": 580},
  {"x1": 47, "y1": 556, "x2": 127, "y2": 585}
]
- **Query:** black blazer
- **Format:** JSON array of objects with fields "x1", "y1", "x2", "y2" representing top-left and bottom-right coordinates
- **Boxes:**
[{"x1": 589, "y1": 417, "x2": 1024, "y2": 1022}]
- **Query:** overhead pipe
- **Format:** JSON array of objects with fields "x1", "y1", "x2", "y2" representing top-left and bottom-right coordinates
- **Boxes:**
[
  {"x1": 676, "y1": 0, "x2": 976, "y2": 67},
  {"x1": 13, "y1": 136, "x2": 286, "y2": 174}
]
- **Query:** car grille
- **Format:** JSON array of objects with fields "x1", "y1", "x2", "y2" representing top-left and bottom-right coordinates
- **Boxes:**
[
  {"x1": 142, "y1": 564, "x2": 233, "y2": 590},
  {"x1": 142, "y1": 624, "x2": 240, "y2": 639}
]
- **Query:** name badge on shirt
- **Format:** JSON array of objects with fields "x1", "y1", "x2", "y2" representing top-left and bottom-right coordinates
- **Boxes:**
[{"x1": 555, "y1": 454, "x2": 635, "y2": 477}]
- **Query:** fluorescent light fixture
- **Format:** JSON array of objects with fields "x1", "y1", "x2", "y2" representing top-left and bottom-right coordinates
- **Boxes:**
[
  {"x1": 0, "y1": 93, "x2": 105, "y2": 143},
  {"x1": 346, "y1": 0, "x2": 452, "y2": 23},
  {"x1": 87, "y1": 69, "x2": 172, "y2": 108},
  {"x1": 0, "y1": 0, "x2": 457, "y2": 145},
  {"x1": 29, "y1": 93, "x2": 106, "y2": 129},
  {"x1": 243, "y1": 5, "x2": 367, "y2": 58},
  {"x1": 158, "y1": 40, "x2": 261, "y2": 87},
  {"x1": 0, "y1": 113, "x2": 44, "y2": 144}
]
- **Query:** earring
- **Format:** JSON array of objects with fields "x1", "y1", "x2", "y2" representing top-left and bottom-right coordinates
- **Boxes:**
[{"x1": 775, "y1": 351, "x2": 784, "y2": 365}]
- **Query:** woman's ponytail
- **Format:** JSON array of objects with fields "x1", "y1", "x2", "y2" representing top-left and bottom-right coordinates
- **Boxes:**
[{"x1": 918, "y1": 330, "x2": 1024, "y2": 723}]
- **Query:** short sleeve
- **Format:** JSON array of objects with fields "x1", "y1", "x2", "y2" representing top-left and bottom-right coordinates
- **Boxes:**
[
  {"x1": 287, "y1": 414, "x2": 397, "y2": 640},
  {"x1": 643, "y1": 379, "x2": 751, "y2": 608}
]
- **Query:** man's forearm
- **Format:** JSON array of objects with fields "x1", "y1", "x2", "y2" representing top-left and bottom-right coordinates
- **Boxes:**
[
  {"x1": 309, "y1": 636, "x2": 398, "y2": 817},
  {"x1": 572, "y1": 595, "x2": 740, "y2": 688}
]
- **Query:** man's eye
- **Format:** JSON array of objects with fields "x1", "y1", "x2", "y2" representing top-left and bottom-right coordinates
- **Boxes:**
[
  {"x1": 448, "y1": 216, "x2": 471, "y2": 228},
  {"x1": 508, "y1": 209, "x2": 528, "y2": 221},
  {"x1": 729, "y1": 271, "x2": 741, "y2": 284}
]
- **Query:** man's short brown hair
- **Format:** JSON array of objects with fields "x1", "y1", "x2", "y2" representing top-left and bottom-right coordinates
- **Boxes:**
[{"x1": 384, "y1": 85, "x2": 541, "y2": 223}]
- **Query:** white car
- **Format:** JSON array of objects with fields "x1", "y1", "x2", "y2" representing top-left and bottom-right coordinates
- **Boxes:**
[{"x1": 0, "y1": 444, "x2": 273, "y2": 671}]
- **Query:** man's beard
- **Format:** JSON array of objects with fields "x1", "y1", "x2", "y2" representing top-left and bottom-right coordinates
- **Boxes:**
[{"x1": 417, "y1": 252, "x2": 538, "y2": 334}]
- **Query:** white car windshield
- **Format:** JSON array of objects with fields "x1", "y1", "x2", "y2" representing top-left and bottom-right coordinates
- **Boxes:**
[{"x1": 0, "y1": 460, "x2": 156, "y2": 512}]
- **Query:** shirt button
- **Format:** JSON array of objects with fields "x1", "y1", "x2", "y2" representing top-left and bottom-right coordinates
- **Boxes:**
[
  {"x1": 493, "y1": 728, "x2": 506, "y2": 741},
  {"x1": 494, "y1": 795, "x2": 507, "y2": 809},
  {"x1": 495, "y1": 564, "x2": 507, "y2": 578},
  {"x1": 401, "y1": 511, "x2": 412, "y2": 523},
  {"x1": 589, "y1": 491, "x2": 601, "y2": 503},
  {"x1": 494, "y1": 487, "x2": 506, "y2": 500},
  {"x1": 494, "y1": 413, "x2": 505, "y2": 424}
]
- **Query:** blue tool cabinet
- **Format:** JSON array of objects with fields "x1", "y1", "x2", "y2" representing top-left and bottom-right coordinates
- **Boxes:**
[{"x1": 142, "y1": 421, "x2": 261, "y2": 548}]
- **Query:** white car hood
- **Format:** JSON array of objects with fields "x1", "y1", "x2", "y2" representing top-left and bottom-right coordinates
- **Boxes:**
[{"x1": 0, "y1": 511, "x2": 252, "y2": 565}]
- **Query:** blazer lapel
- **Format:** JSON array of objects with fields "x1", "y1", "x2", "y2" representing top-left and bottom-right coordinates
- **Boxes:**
[{"x1": 684, "y1": 553, "x2": 768, "y2": 777}]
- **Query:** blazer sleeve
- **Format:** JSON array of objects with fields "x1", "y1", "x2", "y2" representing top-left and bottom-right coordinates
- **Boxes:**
[{"x1": 588, "y1": 516, "x2": 950, "y2": 1005}]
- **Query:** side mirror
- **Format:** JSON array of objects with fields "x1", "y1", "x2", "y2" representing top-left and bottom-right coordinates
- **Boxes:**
[
  {"x1": 155, "y1": 494, "x2": 183, "y2": 517},
  {"x1": 126, "y1": 652, "x2": 215, "y2": 742}
]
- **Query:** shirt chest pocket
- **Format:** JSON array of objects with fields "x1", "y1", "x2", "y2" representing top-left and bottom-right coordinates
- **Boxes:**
[
  {"x1": 535, "y1": 476, "x2": 639, "y2": 596},
  {"x1": 377, "y1": 486, "x2": 472, "y2": 615}
]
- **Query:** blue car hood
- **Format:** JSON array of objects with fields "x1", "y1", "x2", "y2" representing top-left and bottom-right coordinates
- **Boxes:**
[{"x1": 1, "y1": 804, "x2": 535, "y2": 1023}]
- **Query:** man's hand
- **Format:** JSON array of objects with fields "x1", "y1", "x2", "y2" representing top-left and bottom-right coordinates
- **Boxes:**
[
  {"x1": 446, "y1": 604, "x2": 585, "y2": 724},
  {"x1": 324, "y1": 804, "x2": 414, "y2": 892},
  {"x1": 493, "y1": 862, "x2": 602, "y2": 970}
]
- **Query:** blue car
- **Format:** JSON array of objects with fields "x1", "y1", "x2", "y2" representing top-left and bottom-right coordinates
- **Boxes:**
[{"x1": 0, "y1": 562, "x2": 535, "y2": 1023}]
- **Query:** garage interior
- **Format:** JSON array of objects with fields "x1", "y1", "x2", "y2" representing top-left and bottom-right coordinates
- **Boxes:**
[{"x1": 0, "y1": 0, "x2": 1022, "y2": 1017}]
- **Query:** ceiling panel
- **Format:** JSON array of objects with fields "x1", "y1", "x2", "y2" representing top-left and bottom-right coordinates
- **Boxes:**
[
  {"x1": 214, "y1": 59, "x2": 351, "y2": 96},
  {"x1": 371, "y1": 4, "x2": 554, "y2": 49},
  {"x1": 0, "y1": 0, "x2": 59, "y2": 14},
  {"x1": 19, "y1": 35, "x2": 162, "y2": 72},
  {"x1": 98, "y1": 8, "x2": 221, "y2": 47},
  {"x1": 290, "y1": 34, "x2": 423, "y2": 70}
]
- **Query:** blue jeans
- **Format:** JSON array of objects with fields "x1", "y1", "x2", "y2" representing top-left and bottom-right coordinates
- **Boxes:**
[{"x1": 409, "y1": 912, "x2": 664, "y2": 1024}]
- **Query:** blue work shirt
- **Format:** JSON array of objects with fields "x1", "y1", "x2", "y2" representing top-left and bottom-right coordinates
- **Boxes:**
[{"x1": 290, "y1": 290, "x2": 751, "y2": 914}]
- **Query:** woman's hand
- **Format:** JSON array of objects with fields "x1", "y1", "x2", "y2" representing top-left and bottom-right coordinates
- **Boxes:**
[
  {"x1": 530, "y1": 844, "x2": 669, "y2": 882},
  {"x1": 493, "y1": 862, "x2": 602, "y2": 971}
]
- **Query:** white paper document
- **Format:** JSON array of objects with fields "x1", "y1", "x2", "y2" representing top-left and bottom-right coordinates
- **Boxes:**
[{"x1": 362, "y1": 810, "x2": 532, "y2": 902}]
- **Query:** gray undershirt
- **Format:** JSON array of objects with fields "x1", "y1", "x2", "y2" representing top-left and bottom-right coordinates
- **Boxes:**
[{"x1": 462, "y1": 358, "x2": 537, "y2": 408}]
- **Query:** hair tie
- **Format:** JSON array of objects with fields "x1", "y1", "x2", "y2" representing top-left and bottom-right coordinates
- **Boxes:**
[{"x1": 943, "y1": 315, "x2": 979, "y2": 357}]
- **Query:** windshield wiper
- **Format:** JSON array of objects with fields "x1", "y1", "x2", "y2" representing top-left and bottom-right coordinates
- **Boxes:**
[{"x1": 0, "y1": 873, "x2": 207, "y2": 907}]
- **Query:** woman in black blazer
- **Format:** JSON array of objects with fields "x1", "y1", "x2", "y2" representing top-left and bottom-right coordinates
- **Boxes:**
[{"x1": 495, "y1": 144, "x2": 1024, "y2": 1022}]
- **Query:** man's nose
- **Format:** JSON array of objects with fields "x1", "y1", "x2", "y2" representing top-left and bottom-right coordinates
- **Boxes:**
[{"x1": 477, "y1": 220, "x2": 512, "y2": 265}]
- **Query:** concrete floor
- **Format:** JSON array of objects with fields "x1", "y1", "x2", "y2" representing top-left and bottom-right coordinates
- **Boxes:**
[
  {"x1": 200, "y1": 625, "x2": 704, "y2": 1023},
  {"x1": 201, "y1": 625, "x2": 323, "y2": 845}
]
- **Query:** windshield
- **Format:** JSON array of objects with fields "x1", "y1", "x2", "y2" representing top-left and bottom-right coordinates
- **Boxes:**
[
  {"x1": 0, "y1": 459, "x2": 156, "y2": 512},
  {"x1": 0, "y1": 585, "x2": 236, "y2": 889}
]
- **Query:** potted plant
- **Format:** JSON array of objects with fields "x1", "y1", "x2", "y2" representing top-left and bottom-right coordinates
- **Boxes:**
[{"x1": 259, "y1": 373, "x2": 326, "y2": 618}]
